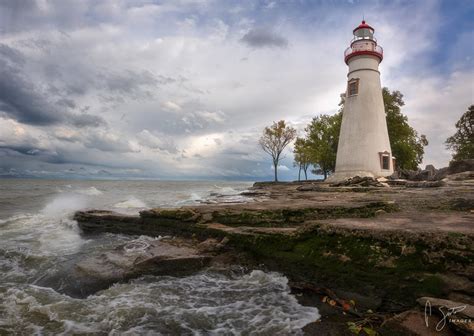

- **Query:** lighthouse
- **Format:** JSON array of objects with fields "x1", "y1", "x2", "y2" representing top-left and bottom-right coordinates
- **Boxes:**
[{"x1": 330, "y1": 20, "x2": 393, "y2": 181}]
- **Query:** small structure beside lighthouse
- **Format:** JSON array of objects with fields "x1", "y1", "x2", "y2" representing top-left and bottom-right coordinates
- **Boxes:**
[{"x1": 330, "y1": 20, "x2": 394, "y2": 181}]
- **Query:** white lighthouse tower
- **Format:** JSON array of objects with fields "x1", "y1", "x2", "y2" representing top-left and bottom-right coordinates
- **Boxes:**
[{"x1": 330, "y1": 20, "x2": 393, "y2": 181}]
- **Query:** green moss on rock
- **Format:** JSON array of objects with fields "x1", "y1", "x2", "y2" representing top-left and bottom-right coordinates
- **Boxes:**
[
  {"x1": 226, "y1": 226, "x2": 472, "y2": 308},
  {"x1": 212, "y1": 202, "x2": 399, "y2": 227}
]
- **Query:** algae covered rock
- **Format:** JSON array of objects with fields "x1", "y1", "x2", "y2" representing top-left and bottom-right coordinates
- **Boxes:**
[{"x1": 140, "y1": 208, "x2": 200, "y2": 221}]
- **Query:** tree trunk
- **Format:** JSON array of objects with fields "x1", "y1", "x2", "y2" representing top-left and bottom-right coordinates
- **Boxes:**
[
  {"x1": 323, "y1": 170, "x2": 327, "y2": 180},
  {"x1": 304, "y1": 166, "x2": 308, "y2": 180},
  {"x1": 274, "y1": 162, "x2": 278, "y2": 182},
  {"x1": 298, "y1": 165, "x2": 301, "y2": 182}
]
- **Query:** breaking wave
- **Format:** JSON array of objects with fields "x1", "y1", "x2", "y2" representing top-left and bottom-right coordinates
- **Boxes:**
[
  {"x1": 113, "y1": 197, "x2": 147, "y2": 209},
  {"x1": 0, "y1": 270, "x2": 319, "y2": 335},
  {"x1": 75, "y1": 187, "x2": 103, "y2": 196}
]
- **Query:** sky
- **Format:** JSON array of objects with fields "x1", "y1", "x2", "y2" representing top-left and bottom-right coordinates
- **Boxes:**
[{"x1": 0, "y1": 0, "x2": 472, "y2": 181}]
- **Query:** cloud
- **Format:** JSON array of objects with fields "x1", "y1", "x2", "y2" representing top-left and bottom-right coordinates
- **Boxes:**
[
  {"x1": 0, "y1": 43, "x2": 108, "y2": 128},
  {"x1": 0, "y1": 52, "x2": 62, "y2": 125},
  {"x1": 70, "y1": 113, "x2": 106, "y2": 128},
  {"x1": 162, "y1": 101, "x2": 182, "y2": 112},
  {"x1": 271, "y1": 164, "x2": 290, "y2": 171},
  {"x1": 136, "y1": 129, "x2": 178, "y2": 154},
  {"x1": 240, "y1": 28, "x2": 288, "y2": 48},
  {"x1": 0, "y1": 0, "x2": 471, "y2": 180}
]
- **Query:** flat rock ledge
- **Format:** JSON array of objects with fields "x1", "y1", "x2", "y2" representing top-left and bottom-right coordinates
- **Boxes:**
[
  {"x1": 74, "y1": 180, "x2": 473, "y2": 334},
  {"x1": 38, "y1": 237, "x2": 211, "y2": 298}
]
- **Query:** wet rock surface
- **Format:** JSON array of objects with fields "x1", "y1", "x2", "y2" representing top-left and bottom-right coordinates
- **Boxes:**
[{"x1": 38, "y1": 237, "x2": 211, "y2": 298}]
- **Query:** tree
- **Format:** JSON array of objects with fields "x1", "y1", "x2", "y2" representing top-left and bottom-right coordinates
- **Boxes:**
[
  {"x1": 382, "y1": 88, "x2": 428, "y2": 170},
  {"x1": 293, "y1": 137, "x2": 311, "y2": 181},
  {"x1": 446, "y1": 105, "x2": 474, "y2": 161},
  {"x1": 305, "y1": 113, "x2": 342, "y2": 179},
  {"x1": 259, "y1": 120, "x2": 296, "y2": 182}
]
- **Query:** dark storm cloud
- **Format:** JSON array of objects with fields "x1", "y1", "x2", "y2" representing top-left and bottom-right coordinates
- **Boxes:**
[
  {"x1": 240, "y1": 28, "x2": 288, "y2": 48},
  {"x1": 0, "y1": 60, "x2": 106, "y2": 127},
  {"x1": 101, "y1": 70, "x2": 159, "y2": 96},
  {"x1": 0, "y1": 145, "x2": 44, "y2": 156},
  {"x1": 0, "y1": 43, "x2": 107, "y2": 128},
  {"x1": 0, "y1": 44, "x2": 25, "y2": 64},
  {"x1": 0, "y1": 57, "x2": 63, "y2": 125},
  {"x1": 83, "y1": 133, "x2": 134, "y2": 153},
  {"x1": 56, "y1": 98, "x2": 76, "y2": 109},
  {"x1": 70, "y1": 113, "x2": 106, "y2": 128},
  {"x1": 0, "y1": 0, "x2": 91, "y2": 34}
]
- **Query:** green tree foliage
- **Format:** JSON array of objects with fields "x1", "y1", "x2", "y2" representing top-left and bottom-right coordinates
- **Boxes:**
[
  {"x1": 305, "y1": 113, "x2": 342, "y2": 179},
  {"x1": 259, "y1": 120, "x2": 296, "y2": 182},
  {"x1": 294, "y1": 87, "x2": 428, "y2": 180},
  {"x1": 293, "y1": 137, "x2": 311, "y2": 181},
  {"x1": 382, "y1": 88, "x2": 428, "y2": 170},
  {"x1": 446, "y1": 105, "x2": 474, "y2": 161}
]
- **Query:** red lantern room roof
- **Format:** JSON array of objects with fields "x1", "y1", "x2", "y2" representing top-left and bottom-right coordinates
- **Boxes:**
[
  {"x1": 353, "y1": 20, "x2": 374, "y2": 33},
  {"x1": 345, "y1": 20, "x2": 383, "y2": 64}
]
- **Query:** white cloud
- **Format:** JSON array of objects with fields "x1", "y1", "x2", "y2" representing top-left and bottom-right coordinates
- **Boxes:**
[
  {"x1": 162, "y1": 101, "x2": 182, "y2": 112},
  {"x1": 271, "y1": 164, "x2": 290, "y2": 171},
  {"x1": 0, "y1": 0, "x2": 471, "y2": 179}
]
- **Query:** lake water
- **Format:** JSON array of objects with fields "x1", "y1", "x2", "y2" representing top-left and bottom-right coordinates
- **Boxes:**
[{"x1": 0, "y1": 179, "x2": 319, "y2": 335}]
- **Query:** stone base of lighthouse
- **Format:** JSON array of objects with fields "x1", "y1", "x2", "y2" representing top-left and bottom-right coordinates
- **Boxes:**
[{"x1": 326, "y1": 169, "x2": 392, "y2": 183}]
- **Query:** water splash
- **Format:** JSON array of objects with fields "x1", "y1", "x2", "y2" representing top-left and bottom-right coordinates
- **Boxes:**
[
  {"x1": 0, "y1": 271, "x2": 319, "y2": 335},
  {"x1": 75, "y1": 187, "x2": 103, "y2": 196},
  {"x1": 113, "y1": 197, "x2": 147, "y2": 209}
]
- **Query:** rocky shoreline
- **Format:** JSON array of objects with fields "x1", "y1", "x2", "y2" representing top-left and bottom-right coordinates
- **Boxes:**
[{"x1": 73, "y1": 172, "x2": 473, "y2": 335}]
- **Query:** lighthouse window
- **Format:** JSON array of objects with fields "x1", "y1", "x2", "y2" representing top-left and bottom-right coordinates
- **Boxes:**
[
  {"x1": 379, "y1": 152, "x2": 390, "y2": 170},
  {"x1": 348, "y1": 79, "x2": 359, "y2": 96}
]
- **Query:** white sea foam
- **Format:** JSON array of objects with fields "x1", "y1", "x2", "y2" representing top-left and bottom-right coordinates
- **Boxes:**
[
  {"x1": 113, "y1": 197, "x2": 147, "y2": 209},
  {"x1": 0, "y1": 270, "x2": 319, "y2": 335},
  {"x1": 213, "y1": 186, "x2": 239, "y2": 195},
  {"x1": 0, "y1": 213, "x2": 32, "y2": 225},
  {"x1": 76, "y1": 187, "x2": 103, "y2": 196},
  {"x1": 189, "y1": 192, "x2": 203, "y2": 201}
]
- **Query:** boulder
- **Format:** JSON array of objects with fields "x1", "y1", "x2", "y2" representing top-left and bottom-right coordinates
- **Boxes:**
[
  {"x1": 405, "y1": 180, "x2": 445, "y2": 188},
  {"x1": 421, "y1": 164, "x2": 438, "y2": 180},
  {"x1": 398, "y1": 169, "x2": 420, "y2": 180},
  {"x1": 417, "y1": 169, "x2": 432, "y2": 180},
  {"x1": 389, "y1": 170, "x2": 400, "y2": 179},
  {"x1": 382, "y1": 310, "x2": 455, "y2": 336},
  {"x1": 448, "y1": 159, "x2": 474, "y2": 175},
  {"x1": 197, "y1": 237, "x2": 229, "y2": 253},
  {"x1": 446, "y1": 171, "x2": 474, "y2": 181},
  {"x1": 386, "y1": 179, "x2": 408, "y2": 186},
  {"x1": 38, "y1": 237, "x2": 211, "y2": 298},
  {"x1": 425, "y1": 164, "x2": 438, "y2": 176},
  {"x1": 432, "y1": 167, "x2": 449, "y2": 180},
  {"x1": 330, "y1": 176, "x2": 385, "y2": 187},
  {"x1": 398, "y1": 166, "x2": 441, "y2": 181}
]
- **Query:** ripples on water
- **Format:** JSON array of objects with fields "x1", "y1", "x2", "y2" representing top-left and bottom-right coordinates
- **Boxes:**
[{"x1": 0, "y1": 179, "x2": 319, "y2": 335}]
